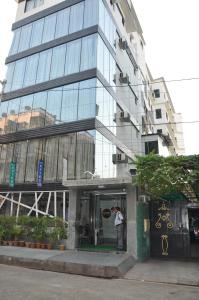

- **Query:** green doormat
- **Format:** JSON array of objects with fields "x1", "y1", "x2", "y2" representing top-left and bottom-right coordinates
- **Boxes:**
[{"x1": 79, "y1": 244, "x2": 116, "y2": 252}]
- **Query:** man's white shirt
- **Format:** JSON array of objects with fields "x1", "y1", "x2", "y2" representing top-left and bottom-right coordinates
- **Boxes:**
[{"x1": 114, "y1": 211, "x2": 124, "y2": 226}]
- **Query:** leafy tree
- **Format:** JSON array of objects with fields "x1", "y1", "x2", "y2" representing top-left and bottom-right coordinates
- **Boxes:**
[{"x1": 133, "y1": 153, "x2": 199, "y2": 201}]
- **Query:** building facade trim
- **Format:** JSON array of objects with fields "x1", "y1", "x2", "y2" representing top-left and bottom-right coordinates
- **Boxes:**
[
  {"x1": 0, "y1": 118, "x2": 96, "y2": 144},
  {"x1": 2, "y1": 68, "x2": 97, "y2": 101}
]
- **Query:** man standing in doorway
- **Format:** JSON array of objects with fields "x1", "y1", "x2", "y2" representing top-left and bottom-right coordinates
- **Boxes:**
[{"x1": 111, "y1": 207, "x2": 124, "y2": 251}]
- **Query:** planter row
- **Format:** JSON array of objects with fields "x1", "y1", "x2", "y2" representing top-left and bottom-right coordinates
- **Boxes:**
[{"x1": 1, "y1": 240, "x2": 65, "y2": 250}]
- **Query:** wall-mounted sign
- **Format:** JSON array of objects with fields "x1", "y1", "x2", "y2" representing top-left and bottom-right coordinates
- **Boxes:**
[
  {"x1": 9, "y1": 162, "x2": 16, "y2": 188},
  {"x1": 37, "y1": 160, "x2": 44, "y2": 187}
]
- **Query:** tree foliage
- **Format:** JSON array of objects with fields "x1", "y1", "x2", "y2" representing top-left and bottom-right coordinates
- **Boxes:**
[{"x1": 133, "y1": 153, "x2": 199, "y2": 200}]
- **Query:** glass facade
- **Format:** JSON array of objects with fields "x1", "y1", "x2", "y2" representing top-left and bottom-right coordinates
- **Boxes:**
[
  {"x1": 0, "y1": 79, "x2": 116, "y2": 134},
  {"x1": 0, "y1": 130, "x2": 116, "y2": 184},
  {"x1": 5, "y1": 34, "x2": 116, "y2": 93},
  {"x1": 0, "y1": 0, "x2": 122, "y2": 186},
  {"x1": 9, "y1": 0, "x2": 116, "y2": 55}
]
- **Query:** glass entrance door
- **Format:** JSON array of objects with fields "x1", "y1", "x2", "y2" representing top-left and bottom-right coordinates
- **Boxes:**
[{"x1": 78, "y1": 191, "x2": 126, "y2": 251}]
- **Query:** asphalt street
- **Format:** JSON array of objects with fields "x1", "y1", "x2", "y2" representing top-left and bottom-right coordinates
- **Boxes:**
[{"x1": 0, "y1": 264, "x2": 199, "y2": 300}]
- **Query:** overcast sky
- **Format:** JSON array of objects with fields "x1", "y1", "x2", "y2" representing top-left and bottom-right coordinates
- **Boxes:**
[{"x1": 0, "y1": 0, "x2": 199, "y2": 155}]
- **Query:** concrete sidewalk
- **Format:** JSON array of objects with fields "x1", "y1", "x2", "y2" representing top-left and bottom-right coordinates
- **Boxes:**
[
  {"x1": 0, "y1": 246, "x2": 135, "y2": 278},
  {"x1": 125, "y1": 258, "x2": 199, "y2": 286}
]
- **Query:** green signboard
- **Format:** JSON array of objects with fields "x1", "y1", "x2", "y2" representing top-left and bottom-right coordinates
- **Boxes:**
[{"x1": 9, "y1": 162, "x2": 16, "y2": 187}]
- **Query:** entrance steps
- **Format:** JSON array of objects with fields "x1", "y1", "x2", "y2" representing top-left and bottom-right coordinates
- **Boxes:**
[{"x1": 0, "y1": 246, "x2": 135, "y2": 278}]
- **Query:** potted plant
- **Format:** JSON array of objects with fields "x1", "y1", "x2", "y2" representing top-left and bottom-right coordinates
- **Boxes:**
[
  {"x1": 32, "y1": 217, "x2": 48, "y2": 248},
  {"x1": 11, "y1": 224, "x2": 23, "y2": 246},
  {"x1": 0, "y1": 225, "x2": 5, "y2": 245}
]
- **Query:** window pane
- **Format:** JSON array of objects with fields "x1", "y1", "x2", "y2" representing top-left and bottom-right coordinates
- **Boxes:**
[
  {"x1": 84, "y1": 0, "x2": 98, "y2": 28},
  {"x1": 0, "y1": 101, "x2": 9, "y2": 134},
  {"x1": 0, "y1": 145, "x2": 7, "y2": 183},
  {"x1": 25, "y1": 0, "x2": 35, "y2": 12},
  {"x1": 6, "y1": 98, "x2": 21, "y2": 133},
  {"x1": 4, "y1": 144, "x2": 14, "y2": 184},
  {"x1": 65, "y1": 39, "x2": 81, "y2": 75},
  {"x1": 12, "y1": 59, "x2": 26, "y2": 90},
  {"x1": 17, "y1": 94, "x2": 33, "y2": 131},
  {"x1": 50, "y1": 44, "x2": 66, "y2": 80},
  {"x1": 42, "y1": 13, "x2": 57, "y2": 43},
  {"x1": 23, "y1": 53, "x2": 39, "y2": 87},
  {"x1": 61, "y1": 83, "x2": 78, "y2": 123},
  {"x1": 9, "y1": 28, "x2": 21, "y2": 55},
  {"x1": 36, "y1": 49, "x2": 52, "y2": 83},
  {"x1": 99, "y1": 0, "x2": 105, "y2": 32},
  {"x1": 80, "y1": 35, "x2": 97, "y2": 71},
  {"x1": 78, "y1": 79, "x2": 96, "y2": 120},
  {"x1": 103, "y1": 45, "x2": 110, "y2": 83},
  {"x1": 30, "y1": 91, "x2": 47, "y2": 128},
  {"x1": 14, "y1": 141, "x2": 28, "y2": 183},
  {"x1": 18, "y1": 24, "x2": 32, "y2": 52},
  {"x1": 57, "y1": 134, "x2": 76, "y2": 180},
  {"x1": 25, "y1": 139, "x2": 42, "y2": 182},
  {"x1": 45, "y1": 88, "x2": 62, "y2": 126},
  {"x1": 4, "y1": 62, "x2": 15, "y2": 92},
  {"x1": 97, "y1": 36, "x2": 104, "y2": 75},
  {"x1": 69, "y1": 2, "x2": 84, "y2": 34},
  {"x1": 44, "y1": 137, "x2": 58, "y2": 181},
  {"x1": 30, "y1": 18, "x2": 44, "y2": 48},
  {"x1": 55, "y1": 8, "x2": 70, "y2": 39}
]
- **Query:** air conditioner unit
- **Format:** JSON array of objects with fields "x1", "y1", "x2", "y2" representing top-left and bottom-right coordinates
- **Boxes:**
[
  {"x1": 119, "y1": 111, "x2": 131, "y2": 122},
  {"x1": 139, "y1": 195, "x2": 150, "y2": 203},
  {"x1": 119, "y1": 72, "x2": 130, "y2": 84},
  {"x1": 119, "y1": 37, "x2": 128, "y2": 50},
  {"x1": 112, "y1": 153, "x2": 128, "y2": 164}
]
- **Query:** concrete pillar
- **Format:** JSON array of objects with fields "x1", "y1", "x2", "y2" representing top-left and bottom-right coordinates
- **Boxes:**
[
  {"x1": 66, "y1": 189, "x2": 80, "y2": 250},
  {"x1": 126, "y1": 184, "x2": 137, "y2": 258}
]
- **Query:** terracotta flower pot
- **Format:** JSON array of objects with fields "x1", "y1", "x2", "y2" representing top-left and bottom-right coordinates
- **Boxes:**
[
  {"x1": 3, "y1": 241, "x2": 8, "y2": 246},
  {"x1": 19, "y1": 241, "x2": 25, "y2": 247},
  {"x1": 13, "y1": 241, "x2": 18, "y2": 246},
  {"x1": 30, "y1": 243, "x2": 35, "y2": 248},
  {"x1": 59, "y1": 244, "x2": 65, "y2": 251},
  {"x1": 47, "y1": 243, "x2": 53, "y2": 250},
  {"x1": 36, "y1": 243, "x2": 41, "y2": 249},
  {"x1": 25, "y1": 242, "x2": 30, "y2": 248},
  {"x1": 41, "y1": 244, "x2": 46, "y2": 249},
  {"x1": 8, "y1": 241, "x2": 13, "y2": 246}
]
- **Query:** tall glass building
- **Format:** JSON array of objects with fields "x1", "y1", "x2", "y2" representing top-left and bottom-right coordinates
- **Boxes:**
[{"x1": 0, "y1": 0, "x2": 150, "y2": 257}]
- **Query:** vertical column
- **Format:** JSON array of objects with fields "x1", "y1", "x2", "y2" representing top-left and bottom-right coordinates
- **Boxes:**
[
  {"x1": 66, "y1": 189, "x2": 80, "y2": 250},
  {"x1": 126, "y1": 184, "x2": 137, "y2": 258}
]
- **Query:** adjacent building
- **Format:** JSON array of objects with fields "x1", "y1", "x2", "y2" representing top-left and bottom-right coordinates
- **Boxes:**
[{"x1": 0, "y1": 0, "x2": 185, "y2": 259}]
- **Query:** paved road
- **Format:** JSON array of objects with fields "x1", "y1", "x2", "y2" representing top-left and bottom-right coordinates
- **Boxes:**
[{"x1": 0, "y1": 264, "x2": 199, "y2": 300}]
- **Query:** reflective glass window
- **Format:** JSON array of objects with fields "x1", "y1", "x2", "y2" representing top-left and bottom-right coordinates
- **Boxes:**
[
  {"x1": 30, "y1": 18, "x2": 44, "y2": 48},
  {"x1": 0, "y1": 101, "x2": 9, "y2": 134},
  {"x1": 78, "y1": 79, "x2": 96, "y2": 120},
  {"x1": 97, "y1": 36, "x2": 104, "y2": 75},
  {"x1": 45, "y1": 88, "x2": 62, "y2": 126},
  {"x1": 80, "y1": 35, "x2": 97, "y2": 71},
  {"x1": 103, "y1": 45, "x2": 110, "y2": 83},
  {"x1": 65, "y1": 39, "x2": 81, "y2": 75},
  {"x1": 99, "y1": 0, "x2": 105, "y2": 33},
  {"x1": 84, "y1": 0, "x2": 98, "y2": 28},
  {"x1": 30, "y1": 91, "x2": 47, "y2": 128},
  {"x1": 36, "y1": 49, "x2": 52, "y2": 84},
  {"x1": 23, "y1": 53, "x2": 39, "y2": 87},
  {"x1": 57, "y1": 134, "x2": 76, "y2": 180},
  {"x1": 43, "y1": 136, "x2": 58, "y2": 181},
  {"x1": 6, "y1": 98, "x2": 21, "y2": 133},
  {"x1": 4, "y1": 63, "x2": 15, "y2": 92},
  {"x1": 12, "y1": 59, "x2": 26, "y2": 90},
  {"x1": 18, "y1": 24, "x2": 32, "y2": 52},
  {"x1": 9, "y1": 28, "x2": 21, "y2": 55},
  {"x1": 14, "y1": 141, "x2": 28, "y2": 183},
  {"x1": 42, "y1": 13, "x2": 57, "y2": 43},
  {"x1": 50, "y1": 44, "x2": 66, "y2": 80},
  {"x1": 61, "y1": 83, "x2": 78, "y2": 123},
  {"x1": 17, "y1": 94, "x2": 34, "y2": 131},
  {"x1": 55, "y1": 8, "x2": 70, "y2": 39},
  {"x1": 69, "y1": 2, "x2": 84, "y2": 34},
  {"x1": 25, "y1": 139, "x2": 42, "y2": 182}
]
